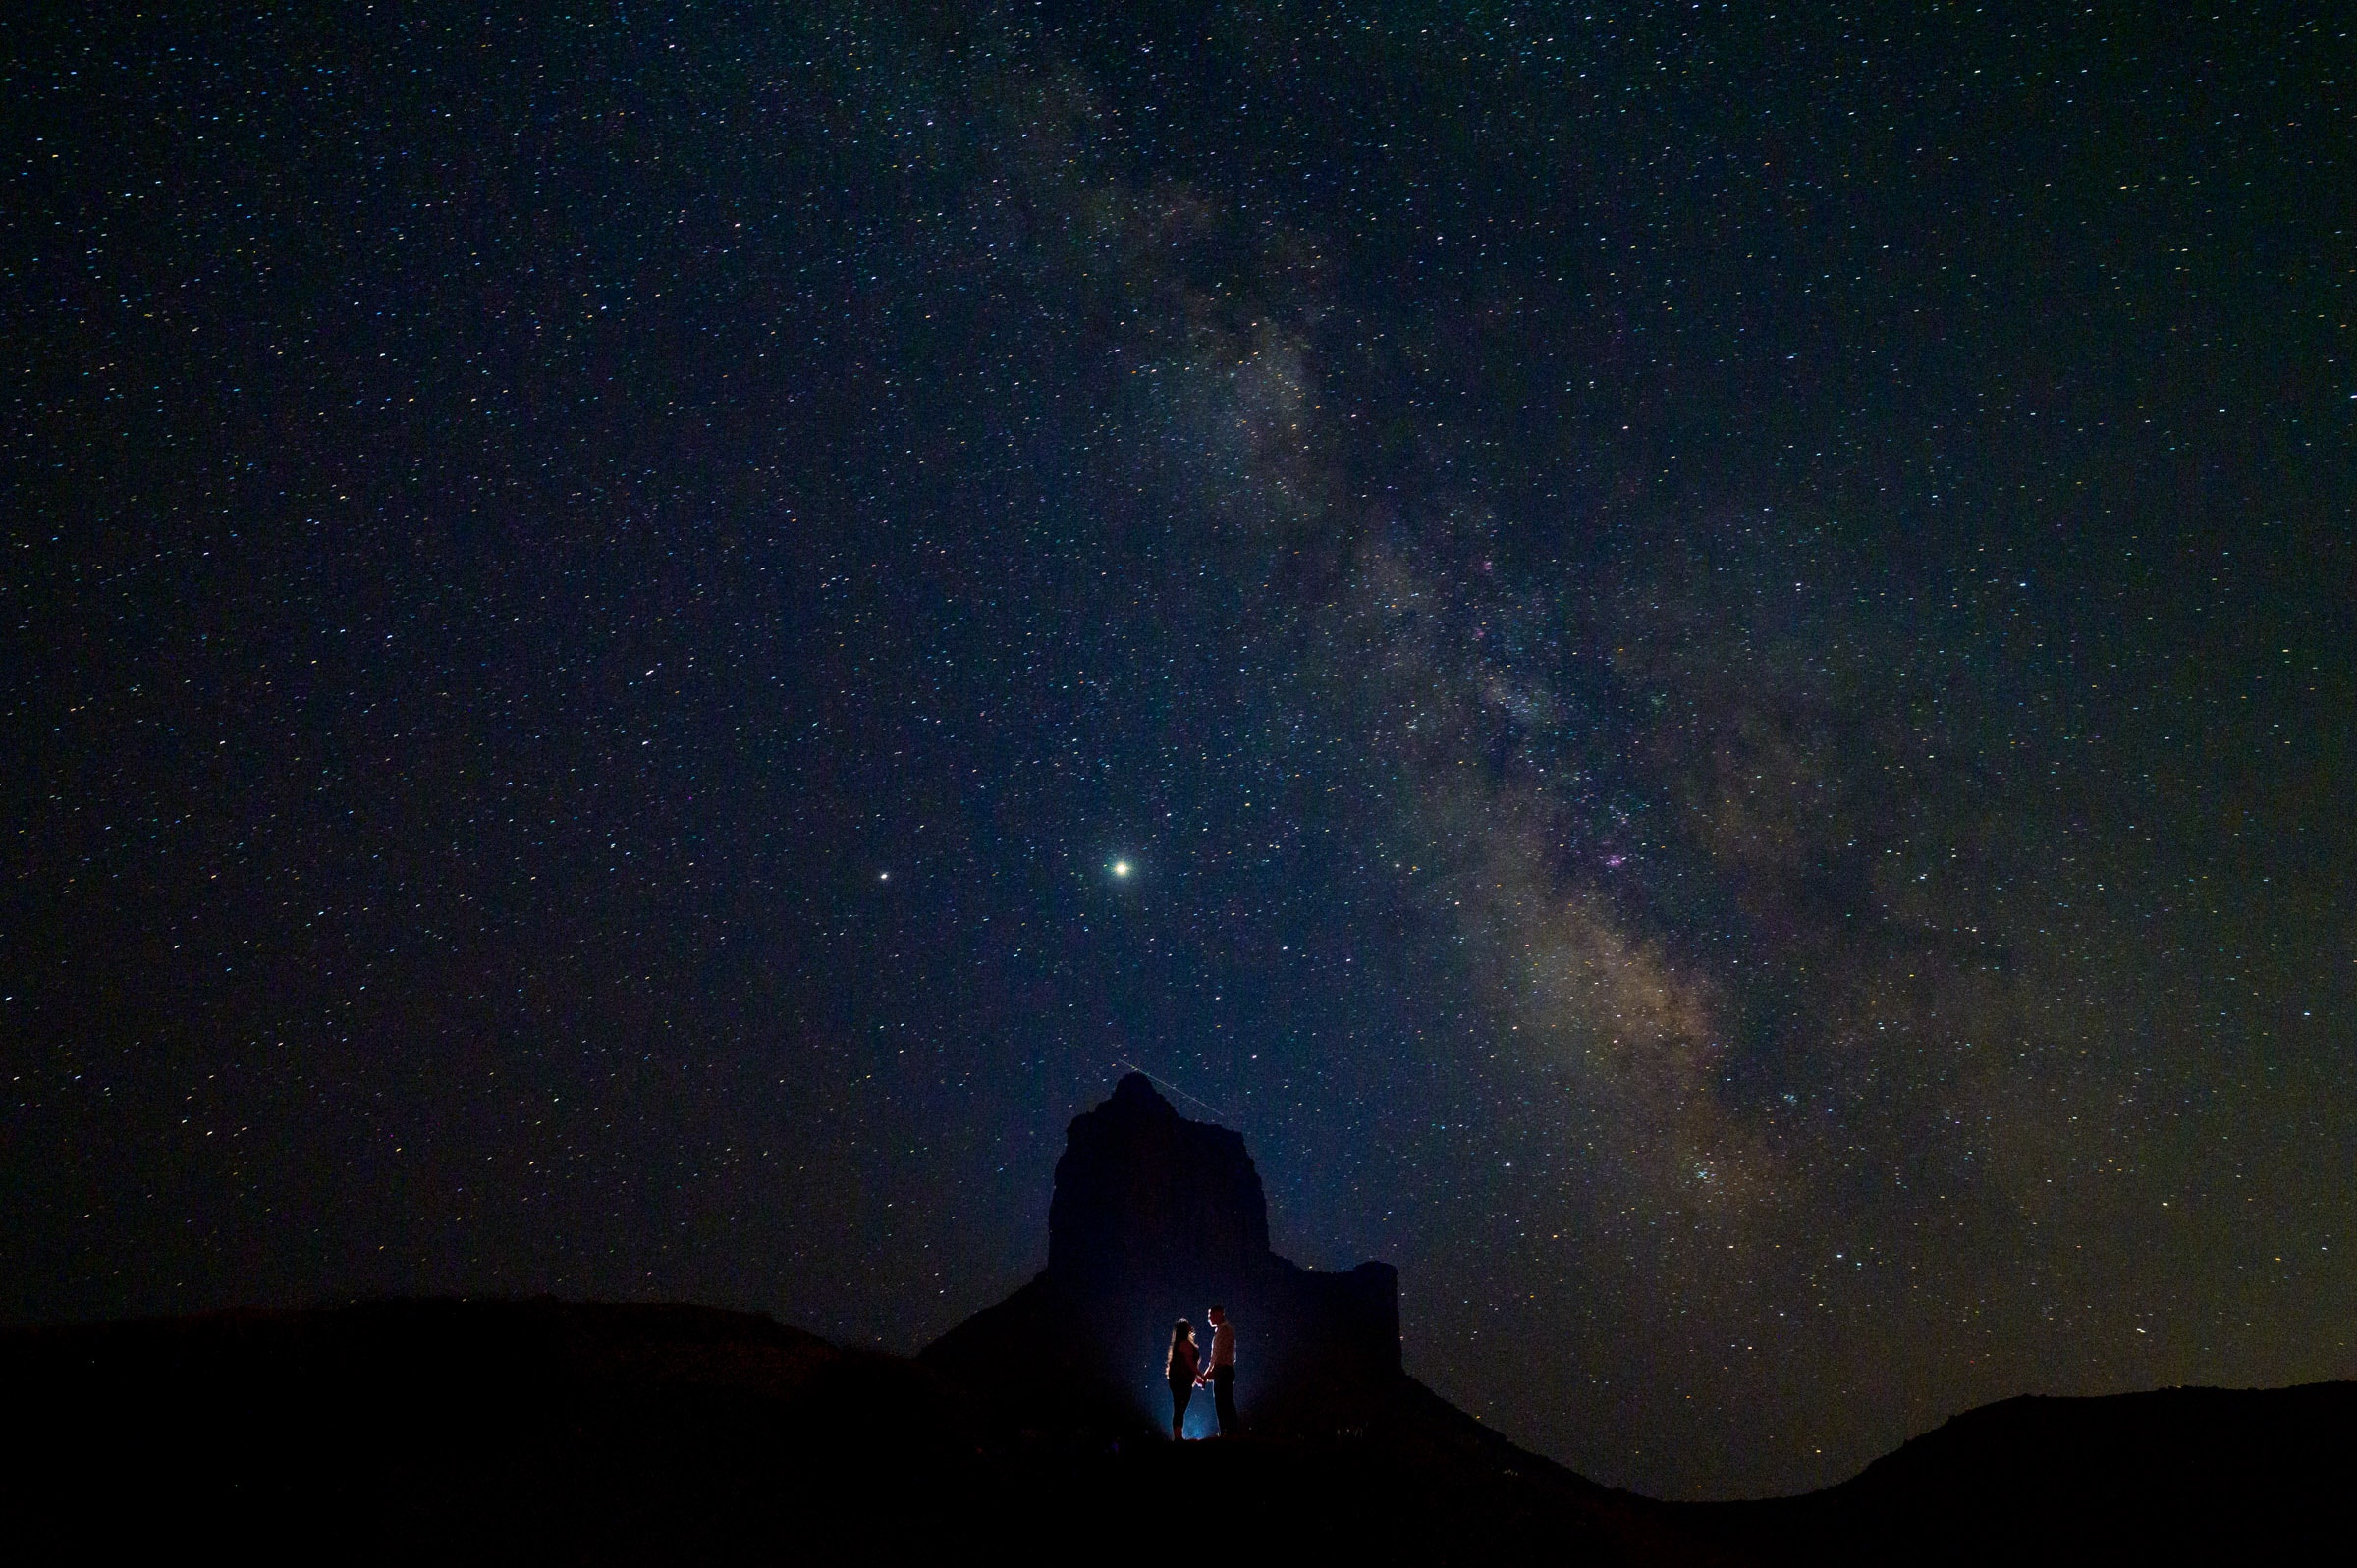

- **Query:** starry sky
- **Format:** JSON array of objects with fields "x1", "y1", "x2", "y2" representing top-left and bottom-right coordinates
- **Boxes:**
[{"x1": 6, "y1": 2, "x2": 2352, "y2": 1498}]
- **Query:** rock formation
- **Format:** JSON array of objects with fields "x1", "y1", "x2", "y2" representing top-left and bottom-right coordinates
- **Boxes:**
[{"x1": 921, "y1": 1073, "x2": 1400, "y2": 1439}]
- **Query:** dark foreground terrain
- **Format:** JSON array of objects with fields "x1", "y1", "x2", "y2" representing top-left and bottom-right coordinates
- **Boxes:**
[
  {"x1": 1, "y1": 1298, "x2": 1722, "y2": 1564},
  {"x1": 4, "y1": 1299, "x2": 2349, "y2": 1564}
]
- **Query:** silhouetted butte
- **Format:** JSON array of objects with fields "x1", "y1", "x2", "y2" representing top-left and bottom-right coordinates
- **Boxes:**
[{"x1": 922, "y1": 1073, "x2": 1400, "y2": 1438}]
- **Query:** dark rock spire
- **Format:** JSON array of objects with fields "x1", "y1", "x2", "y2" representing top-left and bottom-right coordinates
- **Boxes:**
[{"x1": 1046, "y1": 1073, "x2": 1271, "y2": 1287}]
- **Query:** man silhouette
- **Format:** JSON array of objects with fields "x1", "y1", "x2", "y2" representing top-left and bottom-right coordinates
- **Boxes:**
[{"x1": 1198, "y1": 1303, "x2": 1238, "y2": 1436}]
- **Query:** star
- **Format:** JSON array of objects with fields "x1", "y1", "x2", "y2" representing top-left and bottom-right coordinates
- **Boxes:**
[{"x1": 1111, "y1": 860, "x2": 1131, "y2": 879}]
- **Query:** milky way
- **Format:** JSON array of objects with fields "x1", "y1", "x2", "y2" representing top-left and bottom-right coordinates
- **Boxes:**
[{"x1": 6, "y1": 4, "x2": 2350, "y2": 1496}]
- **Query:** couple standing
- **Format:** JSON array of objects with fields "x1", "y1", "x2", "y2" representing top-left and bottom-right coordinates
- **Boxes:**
[{"x1": 1164, "y1": 1304, "x2": 1238, "y2": 1441}]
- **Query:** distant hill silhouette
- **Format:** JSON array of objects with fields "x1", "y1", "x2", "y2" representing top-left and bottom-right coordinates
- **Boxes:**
[
  {"x1": 5, "y1": 1076, "x2": 2350, "y2": 1561},
  {"x1": 1701, "y1": 1380, "x2": 2357, "y2": 1564},
  {"x1": 1, "y1": 1298, "x2": 980, "y2": 1559}
]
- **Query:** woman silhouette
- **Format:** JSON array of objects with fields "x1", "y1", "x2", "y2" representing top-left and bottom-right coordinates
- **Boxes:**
[{"x1": 1165, "y1": 1320, "x2": 1200, "y2": 1440}]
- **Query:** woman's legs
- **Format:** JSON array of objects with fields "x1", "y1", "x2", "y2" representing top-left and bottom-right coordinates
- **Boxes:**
[{"x1": 1170, "y1": 1379, "x2": 1193, "y2": 1440}]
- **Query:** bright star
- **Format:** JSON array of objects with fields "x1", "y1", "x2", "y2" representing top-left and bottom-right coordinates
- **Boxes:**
[{"x1": 1111, "y1": 860, "x2": 1131, "y2": 878}]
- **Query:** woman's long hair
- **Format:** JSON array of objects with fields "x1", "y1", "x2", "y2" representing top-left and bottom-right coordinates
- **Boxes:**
[{"x1": 1168, "y1": 1319, "x2": 1196, "y2": 1378}]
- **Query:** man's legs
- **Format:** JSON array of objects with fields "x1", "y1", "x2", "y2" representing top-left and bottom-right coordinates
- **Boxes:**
[{"x1": 1212, "y1": 1366, "x2": 1237, "y2": 1435}]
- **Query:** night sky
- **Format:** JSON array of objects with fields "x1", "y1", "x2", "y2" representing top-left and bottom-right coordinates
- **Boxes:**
[{"x1": 6, "y1": 2, "x2": 2352, "y2": 1498}]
